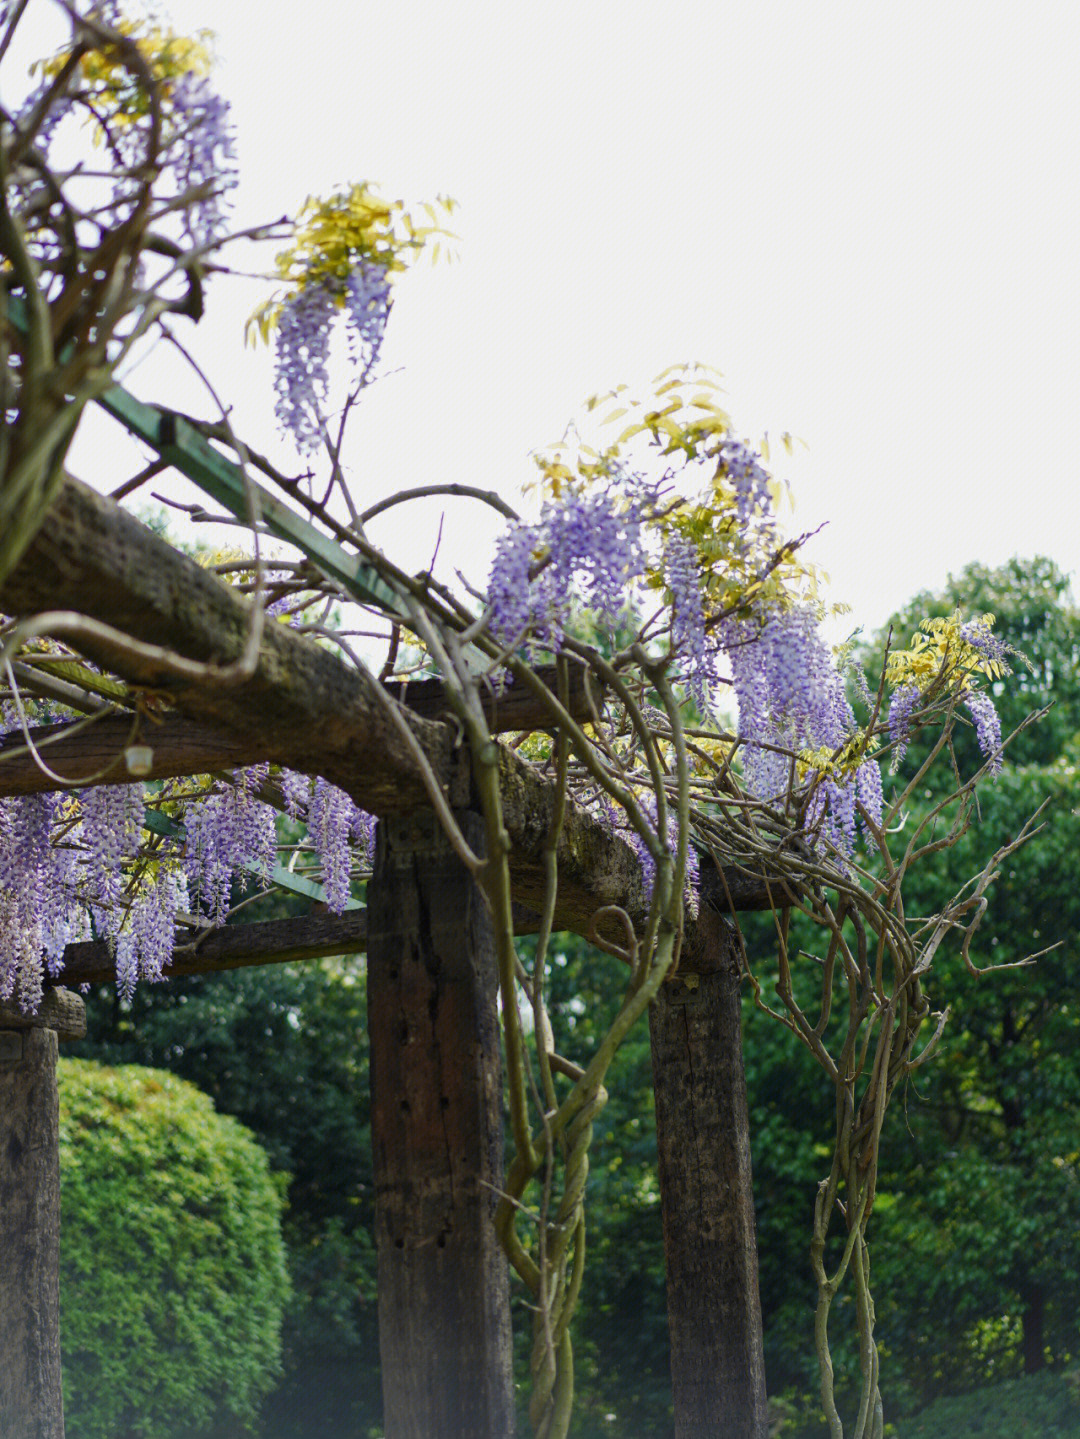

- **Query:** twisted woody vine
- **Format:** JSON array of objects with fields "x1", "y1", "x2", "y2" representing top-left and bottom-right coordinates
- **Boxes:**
[{"x1": 0, "y1": 4, "x2": 1048, "y2": 1437}]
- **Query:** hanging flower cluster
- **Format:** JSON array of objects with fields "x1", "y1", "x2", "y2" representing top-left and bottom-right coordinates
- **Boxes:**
[
  {"x1": 488, "y1": 371, "x2": 1010, "y2": 866},
  {"x1": 23, "y1": 12, "x2": 237, "y2": 245},
  {"x1": 885, "y1": 610, "x2": 1011, "y2": 774},
  {"x1": 247, "y1": 185, "x2": 456, "y2": 452},
  {"x1": 279, "y1": 769, "x2": 375, "y2": 914},
  {"x1": 487, "y1": 369, "x2": 883, "y2": 859},
  {"x1": 0, "y1": 712, "x2": 375, "y2": 1007}
]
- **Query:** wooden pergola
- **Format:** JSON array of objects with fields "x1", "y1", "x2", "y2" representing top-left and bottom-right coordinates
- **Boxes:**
[{"x1": 0, "y1": 406, "x2": 778, "y2": 1436}]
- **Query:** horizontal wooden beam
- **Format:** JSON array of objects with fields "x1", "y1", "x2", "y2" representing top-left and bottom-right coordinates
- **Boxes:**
[
  {"x1": 51, "y1": 902, "x2": 545, "y2": 987},
  {"x1": 0, "y1": 670, "x2": 595, "y2": 797},
  {"x1": 1, "y1": 481, "x2": 780, "y2": 966},
  {"x1": 57, "y1": 911, "x2": 370, "y2": 985},
  {"x1": 0, "y1": 478, "x2": 459, "y2": 815}
]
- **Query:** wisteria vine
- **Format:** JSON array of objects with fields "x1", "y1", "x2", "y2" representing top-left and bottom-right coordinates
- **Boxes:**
[{"x1": 0, "y1": 6, "x2": 1042, "y2": 1439}]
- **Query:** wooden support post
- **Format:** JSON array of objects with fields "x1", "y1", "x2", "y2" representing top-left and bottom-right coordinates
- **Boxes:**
[
  {"x1": 649, "y1": 912, "x2": 769, "y2": 1439},
  {"x1": 367, "y1": 810, "x2": 514, "y2": 1439},
  {"x1": 0, "y1": 988, "x2": 86, "y2": 1439}
]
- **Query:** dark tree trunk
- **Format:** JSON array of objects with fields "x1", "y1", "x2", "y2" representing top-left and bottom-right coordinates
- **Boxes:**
[
  {"x1": 1021, "y1": 1279, "x2": 1046, "y2": 1373},
  {"x1": 649, "y1": 912, "x2": 769, "y2": 1439},
  {"x1": 0, "y1": 991, "x2": 86, "y2": 1439},
  {"x1": 367, "y1": 809, "x2": 514, "y2": 1439}
]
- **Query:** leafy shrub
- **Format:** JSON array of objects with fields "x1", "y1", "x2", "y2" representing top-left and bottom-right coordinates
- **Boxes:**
[
  {"x1": 899, "y1": 1369, "x2": 1080, "y2": 1438},
  {"x1": 58, "y1": 1059, "x2": 290, "y2": 1439}
]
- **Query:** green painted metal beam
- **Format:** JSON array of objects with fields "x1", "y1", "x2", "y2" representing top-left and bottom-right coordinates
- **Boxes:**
[
  {"x1": 96, "y1": 385, "x2": 407, "y2": 614},
  {"x1": 4, "y1": 294, "x2": 405, "y2": 614}
]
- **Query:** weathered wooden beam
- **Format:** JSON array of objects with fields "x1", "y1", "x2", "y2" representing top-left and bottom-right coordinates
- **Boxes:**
[
  {"x1": 383, "y1": 662, "x2": 594, "y2": 733},
  {"x1": 0, "y1": 479, "x2": 780, "y2": 959},
  {"x1": 0, "y1": 477, "x2": 458, "y2": 815},
  {"x1": 0, "y1": 989, "x2": 86, "y2": 1439},
  {"x1": 56, "y1": 911, "x2": 371, "y2": 985},
  {"x1": 367, "y1": 810, "x2": 514, "y2": 1438},
  {"x1": 0, "y1": 712, "x2": 265, "y2": 792},
  {"x1": 0, "y1": 667, "x2": 594, "y2": 796},
  {"x1": 648, "y1": 912, "x2": 769, "y2": 1439}
]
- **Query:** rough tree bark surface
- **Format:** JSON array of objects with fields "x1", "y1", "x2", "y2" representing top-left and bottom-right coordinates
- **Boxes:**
[
  {"x1": 0, "y1": 991, "x2": 86, "y2": 1439},
  {"x1": 367, "y1": 809, "x2": 514, "y2": 1439},
  {"x1": 648, "y1": 911, "x2": 769, "y2": 1439}
]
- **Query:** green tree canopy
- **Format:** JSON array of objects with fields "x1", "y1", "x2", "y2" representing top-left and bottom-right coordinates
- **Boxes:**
[{"x1": 863, "y1": 557, "x2": 1080, "y2": 1398}]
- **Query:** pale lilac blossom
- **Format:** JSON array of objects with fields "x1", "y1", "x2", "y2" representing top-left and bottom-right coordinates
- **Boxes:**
[{"x1": 964, "y1": 689, "x2": 1003, "y2": 776}]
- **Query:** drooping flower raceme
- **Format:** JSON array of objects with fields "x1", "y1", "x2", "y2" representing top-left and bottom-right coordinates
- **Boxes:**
[
  {"x1": 115, "y1": 865, "x2": 189, "y2": 1000},
  {"x1": 488, "y1": 488, "x2": 646, "y2": 651},
  {"x1": 272, "y1": 283, "x2": 337, "y2": 454},
  {"x1": 164, "y1": 70, "x2": 238, "y2": 245},
  {"x1": 491, "y1": 382, "x2": 890, "y2": 862},
  {"x1": 887, "y1": 684, "x2": 921, "y2": 770},
  {"x1": 963, "y1": 688, "x2": 1003, "y2": 775},
  {"x1": 22, "y1": 14, "x2": 237, "y2": 246},
  {"x1": 254, "y1": 185, "x2": 454, "y2": 452},
  {"x1": 307, "y1": 777, "x2": 357, "y2": 914},
  {"x1": 663, "y1": 531, "x2": 714, "y2": 707},
  {"x1": 0, "y1": 793, "x2": 60, "y2": 1012},
  {"x1": 182, "y1": 770, "x2": 277, "y2": 925},
  {"x1": 280, "y1": 768, "x2": 374, "y2": 910}
]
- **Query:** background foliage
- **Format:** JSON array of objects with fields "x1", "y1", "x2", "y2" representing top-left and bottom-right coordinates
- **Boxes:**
[
  {"x1": 58, "y1": 1059, "x2": 291, "y2": 1439},
  {"x1": 66, "y1": 555, "x2": 1080, "y2": 1437}
]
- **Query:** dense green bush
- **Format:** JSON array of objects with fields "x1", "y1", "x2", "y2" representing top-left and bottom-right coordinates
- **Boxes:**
[
  {"x1": 58, "y1": 1059, "x2": 291, "y2": 1439},
  {"x1": 898, "y1": 1369, "x2": 1080, "y2": 1437}
]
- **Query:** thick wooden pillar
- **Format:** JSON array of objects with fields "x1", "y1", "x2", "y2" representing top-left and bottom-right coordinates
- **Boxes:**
[
  {"x1": 367, "y1": 809, "x2": 514, "y2": 1439},
  {"x1": 649, "y1": 912, "x2": 769, "y2": 1439},
  {"x1": 0, "y1": 988, "x2": 86, "y2": 1439}
]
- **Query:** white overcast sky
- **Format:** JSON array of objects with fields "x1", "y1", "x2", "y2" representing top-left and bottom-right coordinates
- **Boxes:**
[{"x1": 10, "y1": 1, "x2": 1080, "y2": 636}]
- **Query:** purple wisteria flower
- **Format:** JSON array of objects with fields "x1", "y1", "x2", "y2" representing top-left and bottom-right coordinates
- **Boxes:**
[
  {"x1": 0, "y1": 793, "x2": 59, "y2": 1011},
  {"x1": 279, "y1": 769, "x2": 372, "y2": 901},
  {"x1": 13, "y1": 78, "x2": 74, "y2": 160},
  {"x1": 722, "y1": 606, "x2": 850, "y2": 791},
  {"x1": 487, "y1": 491, "x2": 645, "y2": 649},
  {"x1": 350, "y1": 805, "x2": 376, "y2": 864},
  {"x1": 273, "y1": 282, "x2": 337, "y2": 453},
  {"x1": 280, "y1": 767, "x2": 312, "y2": 820},
  {"x1": 887, "y1": 684, "x2": 921, "y2": 770},
  {"x1": 183, "y1": 771, "x2": 276, "y2": 925},
  {"x1": 308, "y1": 777, "x2": 368, "y2": 913},
  {"x1": 116, "y1": 866, "x2": 189, "y2": 999},
  {"x1": 344, "y1": 261, "x2": 392, "y2": 380},
  {"x1": 78, "y1": 783, "x2": 145, "y2": 937},
  {"x1": 718, "y1": 603, "x2": 886, "y2": 856},
  {"x1": 488, "y1": 523, "x2": 542, "y2": 646},
  {"x1": 273, "y1": 261, "x2": 393, "y2": 454},
  {"x1": 166, "y1": 72, "x2": 238, "y2": 246},
  {"x1": 808, "y1": 775, "x2": 857, "y2": 857},
  {"x1": 599, "y1": 794, "x2": 700, "y2": 912},
  {"x1": 664, "y1": 532, "x2": 714, "y2": 707},
  {"x1": 964, "y1": 688, "x2": 1003, "y2": 776},
  {"x1": 855, "y1": 756, "x2": 885, "y2": 832},
  {"x1": 959, "y1": 618, "x2": 1012, "y2": 674},
  {"x1": 719, "y1": 434, "x2": 772, "y2": 535}
]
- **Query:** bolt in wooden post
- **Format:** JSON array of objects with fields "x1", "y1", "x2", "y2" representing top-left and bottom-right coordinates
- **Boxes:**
[
  {"x1": 367, "y1": 810, "x2": 514, "y2": 1439},
  {"x1": 649, "y1": 912, "x2": 769, "y2": 1439},
  {"x1": 0, "y1": 987, "x2": 86, "y2": 1439}
]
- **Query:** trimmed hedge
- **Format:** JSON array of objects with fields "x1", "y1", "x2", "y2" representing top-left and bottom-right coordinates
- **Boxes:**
[
  {"x1": 58, "y1": 1060, "x2": 290, "y2": 1439},
  {"x1": 900, "y1": 1369, "x2": 1080, "y2": 1438}
]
